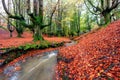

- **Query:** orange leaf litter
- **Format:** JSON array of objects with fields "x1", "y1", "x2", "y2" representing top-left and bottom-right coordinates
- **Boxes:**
[
  {"x1": 56, "y1": 20, "x2": 120, "y2": 80},
  {"x1": 0, "y1": 29, "x2": 70, "y2": 72},
  {"x1": 0, "y1": 20, "x2": 120, "y2": 80}
]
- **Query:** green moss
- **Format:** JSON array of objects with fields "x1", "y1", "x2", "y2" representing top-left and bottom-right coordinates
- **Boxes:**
[{"x1": 1, "y1": 41, "x2": 64, "y2": 65}]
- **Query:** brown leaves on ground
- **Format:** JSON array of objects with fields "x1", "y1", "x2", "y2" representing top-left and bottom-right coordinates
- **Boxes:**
[
  {"x1": 56, "y1": 20, "x2": 120, "y2": 80},
  {"x1": 0, "y1": 30, "x2": 71, "y2": 73},
  {"x1": 0, "y1": 20, "x2": 120, "y2": 80},
  {"x1": 0, "y1": 30, "x2": 70, "y2": 48}
]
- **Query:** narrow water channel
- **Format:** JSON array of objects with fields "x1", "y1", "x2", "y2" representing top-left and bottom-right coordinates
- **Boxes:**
[
  {"x1": 0, "y1": 50, "x2": 58, "y2": 80},
  {"x1": 0, "y1": 40, "x2": 77, "y2": 80}
]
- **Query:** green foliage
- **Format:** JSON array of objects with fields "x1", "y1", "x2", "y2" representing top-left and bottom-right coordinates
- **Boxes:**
[
  {"x1": 3, "y1": 0, "x2": 113, "y2": 39},
  {"x1": 1, "y1": 40, "x2": 64, "y2": 66},
  {"x1": 18, "y1": 40, "x2": 64, "y2": 51},
  {"x1": 0, "y1": 26, "x2": 7, "y2": 30},
  {"x1": 69, "y1": 31, "x2": 77, "y2": 36},
  {"x1": 35, "y1": 16, "x2": 42, "y2": 25},
  {"x1": 38, "y1": 41, "x2": 50, "y2": 49},
  {"x1": 63, "y1": 26, "x2": 69, "y2": 37},
  {"x1": 24, "y1": 44, "x2": 37, "y2": 50},
  {"x1": 15, "y1": 20, "x2": 25, "y2": 37},
  {"x1": 33, "y1": 32, "x2": 44, "y2": 42},
  {"x1": 18, "y1": 43, "x2": 38, "y2": 50}
]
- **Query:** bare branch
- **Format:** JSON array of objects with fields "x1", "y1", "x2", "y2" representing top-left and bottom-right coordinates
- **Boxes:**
[
  {"x1": 27, "y1": 0, "x2": 30, "y2": 13},
  {"x1": 109, "y1": 0, "x2": 120, "y2": 12},
  {"x1": 86, "y1": 0, "x2": 101, "y2": 12},
  {"x1": 2, "y1": 0, "x2": 11, "y2": 15},
  {"x1": 41, "y1": 0, "x2": 59, "y2": 28},
  {"x1": 84, "y1": 0, "x2": 101, "y2": 15},
  {"x1": 0, "y1": 13, "x2": 16, "y2": 29},
  {"x1": 2, "y1": 0, "x2": 25, "y2": 20}
]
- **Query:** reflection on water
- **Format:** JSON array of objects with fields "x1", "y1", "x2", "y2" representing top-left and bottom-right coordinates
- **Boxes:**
[{"x1": 0, "y1": 50, "x2": 58, "y2": 80}]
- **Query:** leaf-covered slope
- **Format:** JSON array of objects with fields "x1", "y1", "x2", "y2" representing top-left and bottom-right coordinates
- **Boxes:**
[{"x1": 56, "y1": 20, "x2": 120, "y2": 80}]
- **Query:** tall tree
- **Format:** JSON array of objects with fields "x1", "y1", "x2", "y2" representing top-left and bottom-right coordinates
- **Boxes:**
[
  {"x1": 76, "y1": 4, "x2": 81, "y2": 35},
  {"x1": 7, "y1": 0, "x2": 15, "y2": 37},
  {"x1": 14, "y1": 0, "x2": 25, "y2": 37},
  {"x1": 57, "y1": 0, "x2": 63, "y2": 36},
  {"x1": 84, "y1": 0, "x2": 120, "y2": 25},
  {"x1": 2, "y1": 0, "x2": 58, "y2": 41}
]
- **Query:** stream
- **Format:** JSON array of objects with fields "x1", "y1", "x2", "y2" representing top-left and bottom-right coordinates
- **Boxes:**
[
  {"x1": 0, "y1": 41, "x2": 77, "y2": 80},
  {"x1": 0, "y1": 50, "x2": 58, "y2": 80}
]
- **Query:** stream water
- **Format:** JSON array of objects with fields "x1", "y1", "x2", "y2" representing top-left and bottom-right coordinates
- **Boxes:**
[
  {"x1": 0, "y1": 50, "x2": 58, "y2": 80},
  {"x1": 0, "y1": 41, "x2": 76, "y2": 80}
]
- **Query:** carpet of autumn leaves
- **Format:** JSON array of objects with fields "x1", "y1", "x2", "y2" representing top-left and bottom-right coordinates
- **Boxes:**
[
  {"x1": 0, "y1": 20, "x2": 120, "y2": 80},
  {"x1": 56, "y1": 20, "x2": 120, "y2": 80},
  {"x1": 0, "y1": 29, "x2": 70, "y2": 73},
  {"x1": 0, "y1": 30, "x2": 70, "y2": 48}
]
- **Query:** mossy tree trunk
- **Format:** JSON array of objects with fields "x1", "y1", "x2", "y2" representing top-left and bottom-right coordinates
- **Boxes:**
[
  {"x1": 84, "y1": 0, "x2": 120, "y2": 25},
  {"x1": 7, "y1": 0, "x2": 14, "y2": 38},
  {"x1": 86, "y1": 14, "x2": 91, "y2": 31},
  {"x1": 103, "y1": 12, "x2": 111, "y2": 25},
  {"x1": 2, "y1": 0, "x2": 57, "y2": 41},
  {"x1": 32, "y1": 0, "x2": 44, "y2": 41},
  {"x1": 57, "y1": 0, "x2": 63, "y2": 36},
  {"x1": 34, "y1": 25, "x2": 44, "y2": 41}
]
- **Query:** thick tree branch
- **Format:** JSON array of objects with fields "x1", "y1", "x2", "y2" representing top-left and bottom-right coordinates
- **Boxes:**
[
  {"x1": 106, "y1": 0, "x2": 110, "y2": 9},
  {"x1": 2, "y1": 0, "x2": 25, "y2": 20},
  {"x1": 84, "y1": 0, "x2": 101, "y2": 15},
  {"x1": 109, "y1": 0, "x2": 120, "y2": 12},
  {"x1": 87, "y1": 0, "x2": 101, "y2": 12},
  {"x1": 112, "y1": 0, "x2": 116, "y2": 5},
  {"x1": 2, "y1": 0, "x2": 11, "y2": 15},
  {"x1": 0, "y1": 13, "x2": 13, "y2": 26},
  {"x1": 100, "y1": 0, "x2": 104, "y2": 10},
  {"x1": 27, "y1": 0, "x2": 30, "y2": 13}
]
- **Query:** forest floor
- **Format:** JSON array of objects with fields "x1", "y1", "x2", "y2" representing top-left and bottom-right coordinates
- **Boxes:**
[
  {"x1": 0, "y1": 20, "x2": 120, "y2": 80},
  {"x1": 0, "y1": 30, "x2": 71, "y2": 48},
  {"x1": 56, "y1": 20, "x2": 120, "y2": 80},
  {"x1": 0, "y1": 29, "x2": 71, "y2": 73}
]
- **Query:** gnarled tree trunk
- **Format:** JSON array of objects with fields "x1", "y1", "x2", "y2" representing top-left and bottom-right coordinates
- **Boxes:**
[{"x1": 2, "y1": 0, "x2": 57, "y2": 41}]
